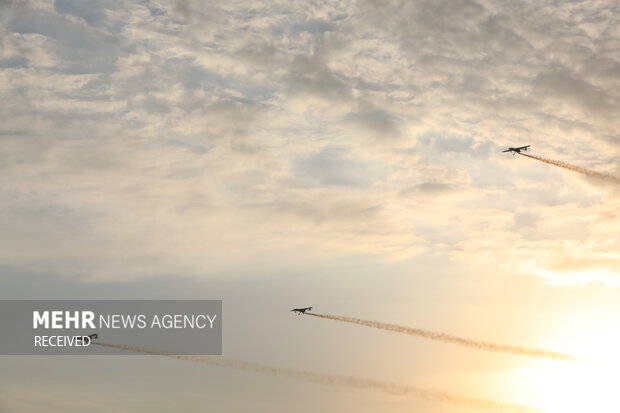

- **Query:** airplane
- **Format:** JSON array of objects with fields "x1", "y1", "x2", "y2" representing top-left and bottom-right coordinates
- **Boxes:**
[
  {"x1": 290, "y1": 307, "x2": 312, "y2": 315},
  {"x1": 76, "y1": 333, "x2": 97, "y2": 345},
  {"x1": 503, "y1": 145, "x2": 531, "y2": 155}
]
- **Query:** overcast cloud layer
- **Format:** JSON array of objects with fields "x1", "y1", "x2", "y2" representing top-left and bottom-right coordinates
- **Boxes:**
[{"x1": 1, "y1": 0, "x2": 620, "y2": 285}]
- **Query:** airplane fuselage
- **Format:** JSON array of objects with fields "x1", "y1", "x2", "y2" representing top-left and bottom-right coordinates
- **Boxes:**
[{"x1": 503, "y1": 145, "x2": 530, "y2": 155}]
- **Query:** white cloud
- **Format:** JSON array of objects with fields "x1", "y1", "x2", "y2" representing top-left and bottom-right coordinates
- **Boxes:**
[{"x1": 1, "y1": 0, "x2": 619, "y2": 284}]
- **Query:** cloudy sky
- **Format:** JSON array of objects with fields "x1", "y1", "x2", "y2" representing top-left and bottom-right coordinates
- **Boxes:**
[{"x1": 1, "y1": 0, "x2": 620, "y2": 412}]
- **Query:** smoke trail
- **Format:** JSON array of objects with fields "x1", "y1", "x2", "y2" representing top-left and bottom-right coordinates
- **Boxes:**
[
  {"x1": 307, "y1": 313, "x2": 586, "y2": 362},
  {"x1": 94, "y1": 341, "x2": 536, "y2": 412},
  {"x1": 519, "y1": 153, "x2": 620, "y2": 184}
]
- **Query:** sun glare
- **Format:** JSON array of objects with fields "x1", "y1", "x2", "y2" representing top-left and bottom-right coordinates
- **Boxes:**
[
  {"x1": 502, "y1": 310, "x2": 620, "y2": 413},
  {"x1": 507, "y1": 362, "x2": 620, "y2": 413},
  {"x1": 532, "y1": 268, "x2": 620, "y2": 288}
]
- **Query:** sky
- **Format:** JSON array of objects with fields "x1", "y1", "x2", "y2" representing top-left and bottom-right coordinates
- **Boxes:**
[{"x1": 1, "y1": 0, "x2": 620, "y2": 412}]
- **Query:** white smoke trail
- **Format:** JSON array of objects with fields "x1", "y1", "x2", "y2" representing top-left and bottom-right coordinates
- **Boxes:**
[
  {"x1": 94, "y1": 341, "x2": 538, "y2": 412},
  {"x1": 307, "y1": 313, "x2": 586, "y2": 362},
  {"x1": 519, "y1": 153, "x2": 620, "y2": 185}
]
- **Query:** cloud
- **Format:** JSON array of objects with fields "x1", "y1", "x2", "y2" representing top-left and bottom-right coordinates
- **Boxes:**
[
  {"x1": 345, "y1": 102, "x2": 402, "y2": 141},
  {"x1": 1, "y1": 0, "x2": 619, "y2": 284},
  {"x1": 532, "y1": 68, "x2": 616, "y2": 115},
  {"x1": 5, "y1": 1, "x2": 120, "y2": 74},
  {"x1": 53, "y1": 0, "x2": 106, "y2": 27},
  {"x1": 405, "y1": 182, "x2": 457, "y2": 196},
  {"x1": 295, "y1": 147, "x2": 385, "y2": 187},
  {"x1": 286, "y1": 52, "x2": 352, "y2": 103},
  {"x1": 417, "y1": 134, "x2": 494, "y2": 159}
]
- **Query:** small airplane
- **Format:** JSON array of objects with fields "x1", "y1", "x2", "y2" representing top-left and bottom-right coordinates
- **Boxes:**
[
  {"x1": 87, "y1": 333, "x2": 98, "y2": 340},
  {"x1": 290, "y1": 307, "x2": 312, "y2": 315},
  {"x1": 503, "y1": 145, "x2": 531, "y2": 155}
]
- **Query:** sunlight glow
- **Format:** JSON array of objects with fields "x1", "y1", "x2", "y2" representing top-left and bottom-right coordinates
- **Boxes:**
[
  {"x1": 531, "y1": 268, "x2": 620, "y2": 288},
  {"x1": 502, "y1": 309, "x2": 620, "y2": 413}
]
